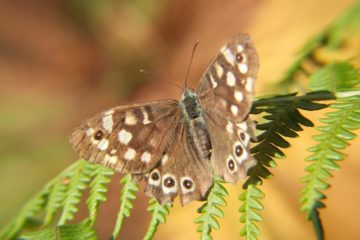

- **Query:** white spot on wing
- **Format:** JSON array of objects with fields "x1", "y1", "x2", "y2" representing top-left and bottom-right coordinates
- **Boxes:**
[
  {"x1": 141, "y1": 151, "x2": 151, "y2": 163},
  {"x1": 124, "y1": 148, "x2": 136, "y2": 161},
  {"x1": 226, "y1": 121, "x2": 234, "y2": 134},
  {"x1": 223, "y1": 48, "x2": 235, "y2": 65},
  {"x1": 231, "y1": 105, "x2": 238, "y2": 116},
  {"x1": 245, "y1": 77, "x2": 253, "y2": 92},
  {"x1": 234, "y1": 90, "x2": 243, "y2": 102},
  {"x1": 238, "y1": 63, "x2": 248, "y2": 74},
  {"x1": 97, "y1": 139, "x2": 109, "y2": 150},
  {"x1": 118, "y1": 129, "x2": 132, "y2": 144},
  {"x1": 102, "y1": 110, "x2": 114, "y2": 133},
  {"x1": 109, "y1": 155, "x2": 118, "y2": 165},
  {"x1": 209, "y1": 74, "x2": 218, "y2": 88},
  {"x1": 142, "y1": 109, "x2": 151, "y2": 124},
  {"x1": 161, "y1": 154, "x2": 169, "y2": 165},
  {"x1": 86, "y1": 128, "x2": 94, "y2": 137},
  {"x1": 226, "y1": 71, "x2": 236, "y2": 87},
  {"x1": 125, "y1": 112, "x2": 137, "y2": 125},
  {"x1": 237, "y1": 44, "x2": 244, "y2": 52},
  {"x1": 236, "y1": 121, "x2": 248, "y2": 130},
  {"x1": 214, "y1": 62, "x2": 224, "y2": 78}
]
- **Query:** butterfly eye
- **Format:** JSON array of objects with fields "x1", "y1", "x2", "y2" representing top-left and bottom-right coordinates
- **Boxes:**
[
  {"x1": 94, "y1": 130, "x2": 104, "y2": 140},
  {"x1": 183, "y1": 179, "x2": 193, "y2": 189},
  {"x1": 235, "y1": 145, "x2": 243, "y2": 157}
]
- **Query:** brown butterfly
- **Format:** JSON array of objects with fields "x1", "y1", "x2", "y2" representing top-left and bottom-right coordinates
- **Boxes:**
[{"x1": 70, "y1": 34, "x2": 259, "y2": 205}]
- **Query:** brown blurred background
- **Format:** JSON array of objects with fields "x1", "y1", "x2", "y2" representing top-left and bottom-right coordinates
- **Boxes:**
[{"x1": 0, "y1": 0, "x2": 359, "y2": 239}]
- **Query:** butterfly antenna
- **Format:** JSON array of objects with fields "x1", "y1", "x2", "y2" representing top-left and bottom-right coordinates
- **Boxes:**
[
  {"x1": 184, "y1": 41, "x2": 200, "y2": 88},
  {"x1": 140, "y1": 69, "x2": 183, "y2": 91}
]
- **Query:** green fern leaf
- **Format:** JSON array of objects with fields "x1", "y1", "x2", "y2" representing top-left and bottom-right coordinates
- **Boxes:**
[
  {"x1": 195, "y1": 176, "x2": 228, "y2": 240},
  {"x1": 43, "y1": 161, "x2": 88, "y2": 226},
  {"x1": 87, "y1": 164, "x2": 115, "y2": 225},
  {"x1": 239, "y1": 184, "x2": 264, "y2": 240},
  {"x1": 19, "y1": 219, "x2": 97, "y2": 240},
  {"x1": 111, "y1": 174, "x2": 139, "y2": 239},
  {"x1": 309, "y1": 62, "x2": 359, "y2": 91},
  {"x1": 279, "y1": 2, "x2": 360, "y2": 89},
  {"x1": 301, "y1": 96, "x2": 360, "y2": 237},
  {"x1": 301, "y1": 62, "x2": 360, "y2": 239},
  {"x1": 246, "y1": 91, "x2": 334, "y2": 186},
  {"x1": 0, "y1": 188, "x2": 50, "y2": 239},
  {"x1": 57, "y1": 160, "x2": 93, "y2": 225},
  {"x1": 143, "y1": 198, "x2": 171, "y2": 240},
  {"x1": 239, "y1": 91, "x2": 334, "y2": 240}
]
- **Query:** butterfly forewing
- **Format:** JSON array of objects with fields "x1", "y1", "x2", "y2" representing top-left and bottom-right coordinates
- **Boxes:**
[
  {"x1": 198, "y1": 34, "x2": 259, "y2": 121},
  {"x1": 198, "y1": 34, "x2": 258, "y2": 183},
  {"x1": 70, "y1": 100, "x2": 180, "y2": 174}
]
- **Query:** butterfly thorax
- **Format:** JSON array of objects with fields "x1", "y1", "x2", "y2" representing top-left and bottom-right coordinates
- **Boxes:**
[{"x1": 179, "y1": 89, "x2": 212, "y2": 161}]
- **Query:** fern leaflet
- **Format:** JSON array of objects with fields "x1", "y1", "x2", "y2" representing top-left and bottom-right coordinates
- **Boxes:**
[
  {"x1": 195, "y1": 176, "x2": 228, "y2": 240},
  {"x1": 87, "y1": 164, "x2": 115, "y2": 225},
  {"x1": 143, "y1": 198, "x2": 171, "y2": 240},
  {"x1": 111, "y1": 174, "x2": 139, "y2": 239},
  {"x1": 57, "y1": 160, "x2": 93, "y2": 225},
  {"x1": 19, "y1": 219, "x2": 97, "y2": 240},
  {"x1": 239, "y1": 184, "x2": 264, "y2": 240}
]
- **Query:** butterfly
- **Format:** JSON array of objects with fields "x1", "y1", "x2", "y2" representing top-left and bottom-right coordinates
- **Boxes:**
[{"x1": 70, "y1": 34, "x2": 259, "y2": 206}]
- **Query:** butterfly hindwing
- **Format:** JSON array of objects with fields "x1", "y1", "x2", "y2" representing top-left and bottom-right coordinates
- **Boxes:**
[
  {"x1": 70, "y1": 100, "x2": 180, "y2": 174},
  {"x1": 140, "y1": 122, "x2": 213, "y2": 206}
]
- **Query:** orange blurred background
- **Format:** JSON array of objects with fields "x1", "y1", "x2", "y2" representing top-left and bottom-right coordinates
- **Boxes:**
[{"x1": 0, "y1": 0, "x2": 359, "y2": 239}]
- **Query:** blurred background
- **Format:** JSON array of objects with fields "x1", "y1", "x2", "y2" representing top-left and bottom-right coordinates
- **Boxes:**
[{"x1": 0, "y1": 0, "x2": 359, "y2": 239}]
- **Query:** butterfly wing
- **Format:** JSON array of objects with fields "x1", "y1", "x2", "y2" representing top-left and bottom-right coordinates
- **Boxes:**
[
  {"x1": 198, "y1": 34, "x2": 259, "y2": 183},
  {"x1": 135, "y1": 120, "x2": 213, "y2": 206},
  {"x1": 70, "y1": 100, "x2": 181, "y2": 174},
  {"x1": 198, "y1": 34, "x2": 259, "y2": 121}
]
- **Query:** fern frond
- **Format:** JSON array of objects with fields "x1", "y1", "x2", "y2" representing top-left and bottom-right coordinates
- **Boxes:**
[
  {"x1": 301, "y1": 63, "x2": 360, "y2": 239},
  {"x1": 57, "y1": 161, "x2": 93, "y2": 225},
  {"x1": 238, "y1": 91, "x2": 334, "y2": 240},
  {"x1": 43, "y1": 161, "x2": 89, "y2": 226},
  {"x1": 301, "y1": 96, "x2": 360, "y2": 235},
  {"x1": 143, "y1": 198, "x2": 171, "y2": 240},
  {"x1": 279, "y1": 2, "x2": 360, "y2": 89},
  {"x1": 239, "y1": 184, "x2": 264, "y2": 240},
  {"x1": 19, "y1": 219, "x2": 97, "y2": 240},
  {"x1": 0, "y1": 188, "x2": 50, "y2": 240},
  {"x1": 87, "y1": 164, "x2": 115, "y2": 226},
  {"x1": 246, "y1": 91, "x2": 334, "y2": 186},
  {"x1": 195, "y1": 176, "x2": 228, "y2": 240},
  {"x1": 309, "y1": 62, "x2": 360, "y2": 92},
  {"x1": 111, "y1": 174, "x2": 139, "y2": 239}
]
